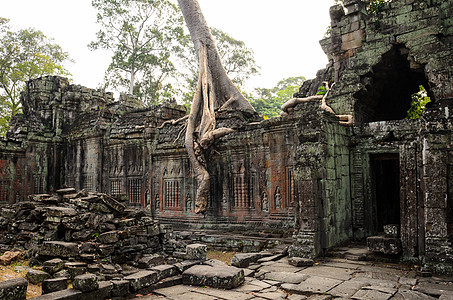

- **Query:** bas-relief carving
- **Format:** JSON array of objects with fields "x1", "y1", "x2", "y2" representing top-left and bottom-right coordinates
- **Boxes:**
[
  {"x1": 274, "y1": 186, "x2": 282, "y2": 209},
  {"x1": 185, "y1": 193, "x2": 193, "y2": 212},
  {"x1": 262, "y1": 192, "x2": 269, "y2": 212}
]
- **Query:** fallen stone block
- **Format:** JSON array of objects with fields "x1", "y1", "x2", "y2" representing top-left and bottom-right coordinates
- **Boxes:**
[
  {"x1": 131, "y1": 276, "x2": 183, "y2": 296},
  {"x1": 97, "y1": 231, "x2": 119, "y2": 244},
  {"x1": 0, "y1": 251, "x2": 23, "y2": 265},
  {"x1": 100, "y1": 194, "x2": 126, "y2": 213},
  {"x1": 56, "y1": 188, "x2": 77, "y2": 195},
  {"x1": 39, "y1": 241, "x2": 79, "y2": 258},
  {"x1": 100, "y1": 263, "x2": 116, "y2": 274},
  {"x1": 367, "y1": 236, "x2": 402, "y2": 255},
  {"x1": 231, "y1": 253, "x2": 264, "y2": 268},
  {"x1": 46, "y1": 207, "x2": 78, "y2": 217},
  {"x1": 73, "y1": 274, "x2": 99, "y2": 292},
  {"x1": 65, "y1": 262, "x2": 87, "y2": 279},
  {"x1": 384, "y1": 224, "x2": 399, "y2": 238},
  {"x1": 98, "y1": 244, "x2": 115, "y2": 256},
  {"x1": 150, "y1": 264, "x2": 179, "y2": 280},
  {"x1": 173, "y1": 260, "x2": 202, "y2": 273},
  {"x1": 53, "y1": 269, "x2": 71, "y2": 279},
  {"x1": 26, "y1": 269, "x2": 51, "y2": 284},
  {"x1": 31, "y1": 288, "x2": 82, "y2": 300},
  {"x1": 111, "y1": 280, "x2": 129, "y2": 298},
  {"x1": 0, "y1": 277, "x2": 27, "y2": 300},
  {"x1": 257, "y1": 254, "x2": 285, "y2": 263},
  {"x1": 42, "y1": 277, "x2": 68, "y2": 294},
  {"x1": 138, "y1": 254, "x2": 165, "y2": 269},
  {"x1": 43, "y1": 258, "x2": 65, "y2": 274},
  {"x1": 186, "y1": 244, "x2": 207, "y2": 260},
  {"x1": 288, "y1": 257, "x2": 315, "y2": 267},
  {"x1": 124, "y1": 270, "x2": 158, "y2": 292},
  {"x1": 182, "y1": 265, "x2": 245, "y2": 289}
]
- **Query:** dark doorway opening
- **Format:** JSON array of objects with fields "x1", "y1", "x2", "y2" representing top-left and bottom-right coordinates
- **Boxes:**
[{"x1": 370, "y1": 154, "x2": 400, "y2": 233}]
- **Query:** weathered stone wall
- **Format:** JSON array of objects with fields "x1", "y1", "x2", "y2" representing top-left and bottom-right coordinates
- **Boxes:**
[{"x1": 297, "y1": 0, "x2": 453, "y2": 271}]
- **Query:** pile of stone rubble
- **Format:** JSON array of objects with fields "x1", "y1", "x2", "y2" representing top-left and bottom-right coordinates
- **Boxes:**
[
  {"x1": 0, "y1": 188, "x2": 251, "y2": 299},
  {"x1": 0, "y1": 188, "x2": 170, "y2": 264}
]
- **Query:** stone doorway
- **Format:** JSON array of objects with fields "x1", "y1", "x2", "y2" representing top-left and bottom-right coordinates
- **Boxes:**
[{"x1": 370, "y1": 153, "x2": 400, "y2": 235}]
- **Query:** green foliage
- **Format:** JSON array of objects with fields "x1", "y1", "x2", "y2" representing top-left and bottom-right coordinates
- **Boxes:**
[
  {"x1": 406, "y1": 85, "x2": 431, "y2": 119},
  {"x1": 0, "y1": 18, "x2": 71, "y2": 135},
  {"x1": 249, "y1": 76, "x2": 305, "y2": 119},
  {"x1": 180, "y1": 27, "x2": 260, "y2": 109},
  {"x1": 366, "y1": 0, "x2": 388, "y2": 14},
  {"x1": 89, "y1": 0, "x2": 185, "y2": 105},
  {"x1": 333, "y1": 0, "x2": 390, "y2": 13},
  {"x1": 316, "y1": 85, "x2": 327, "y2": 95}
]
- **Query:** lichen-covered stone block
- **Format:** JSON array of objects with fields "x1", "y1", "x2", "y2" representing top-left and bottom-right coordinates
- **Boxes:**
[
  {"x1": 137, "y1": 254, "x2": 165, "y2": 269},
  {"x1": 26, "y1": 269, "x2": 51, "y2": 284},
  {"x1": 186, "y1": 244, "x2": 207, "y2": 260},
  {"x1": 42, "y1": 277, "x2": 68, "y2": 294},
  {"x1": 231, "y1": 253, "x2": 264, "y2": 268},
  {"x1": 73, "y1": 274, "x2": 99, "y2": 292},
  {"x1": 182, "y1": 265, "x2": 244, "y2": 289},
  {"x1": 0, "y1": 277, "x2": 27, "y2": 300},
  {"x1": 124, "y1": 270, "x2": 158, "y2": 292},
  {"x1": 39, "y1": 241, "x2": 79, "y2": 258},
  {"x1": 43, "y1": 258, "x2": 65, "y2": 274},
  {"x1": 367, "y1": 236, "x2": 402, "y2": 255}
]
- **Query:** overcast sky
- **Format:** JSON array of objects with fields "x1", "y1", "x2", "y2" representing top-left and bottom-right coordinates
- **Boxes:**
[{"x1": 1, "y1": 0, "x2": 334, "y2": 95}]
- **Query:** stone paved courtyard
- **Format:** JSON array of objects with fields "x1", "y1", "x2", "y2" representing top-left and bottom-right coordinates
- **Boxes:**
[{"x1": 137, "y1": 248, "x2": 453, "y2": 300}]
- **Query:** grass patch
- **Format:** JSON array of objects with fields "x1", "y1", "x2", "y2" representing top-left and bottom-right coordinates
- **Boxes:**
[{"x1": 206, "y1": 250, "x2": 237, "y2": 265}]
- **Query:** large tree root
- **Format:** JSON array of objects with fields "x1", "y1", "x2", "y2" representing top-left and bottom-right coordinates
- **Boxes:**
[
  {"x1": 281, "y1": 82, "x2": 354, "y2": 126},
  {"x1": 185, "y1": 43, "x2": 236, "y2": 214},
  {"x1": 157, "y1": 115, "x2": 189, "y2": 129}
]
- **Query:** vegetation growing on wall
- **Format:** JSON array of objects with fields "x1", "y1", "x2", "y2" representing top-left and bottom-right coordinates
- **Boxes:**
[{"x1": 406, "y1": 85, "x2": 431, "y2": 119}]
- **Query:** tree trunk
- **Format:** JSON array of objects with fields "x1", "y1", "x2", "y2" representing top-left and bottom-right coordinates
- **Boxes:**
[
  {"x1": 129, "y1": 67, "x2": 135, "y2": 95},
  {"x1": 177, "y1": 0, "x2": 256, "y2": 213},
  {"x1": 177, "y1": 0, "x2": 255, "y2": 112}
]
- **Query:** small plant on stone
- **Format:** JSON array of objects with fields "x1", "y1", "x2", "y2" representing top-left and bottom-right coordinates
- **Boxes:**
[{"x1": 317, "y1": 85, "x2": 328, "y2": 95}]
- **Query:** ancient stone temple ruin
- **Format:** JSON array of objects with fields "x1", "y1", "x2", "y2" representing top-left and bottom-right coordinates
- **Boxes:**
[{"x1": 0, "y1": 0, "x2": 452, "y2": 273}]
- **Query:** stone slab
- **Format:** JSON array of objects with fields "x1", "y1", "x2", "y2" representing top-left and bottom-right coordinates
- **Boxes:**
[
  {"x1": 352, "y1": 288, "x2": 393, "y2": 300},
  {"x1": 328, "y1": 277, "x2": 371, "y2": 298},
  {"x1": 415, "y1": 282, "x2": 453, "y2": 297},
  {"x1": 186, "y1": 244, "x2": 207, "y2": 260},
  {"x1": 42, "y1": 277, "x2": 68, "y2": 294},
  {"x1": 26, "y1": 269, "x2": 51, "y2": 284},
  {"x1": 150, "y1": 264, "x2": 179, "y2": 280},
  {"x1": 31, "y1": 288, "x2": 83, "y2": 300},
  {"x1": 111, "y1": 280, "x2": 129, "y2": 297},
  {"x1": 259, "y1": 262, "x2": 302, "y2": 273},
  {"x1": 124, "y1": 270, "x2": 158, "y2": 292},
  {"x1": 299, "y1": 265, "x2": 354, "y2": 281},
  {"x1": 288, "y1": 257, "x2": 314, "y2": 267},
  {"x1": 393, "y1": 290, "x2": 437, "y2": 299},
  {"x1": 73, "y1": 274, "x2": 99, "y2": 292},
  {"x1": 231, "y1": 253, "x2": 264, "y2": 268},
  {"x1": 264, "y1": 272, "x2": 309, "y2": 284},
  {"x1": 0, "y1": 277, "x2": 27, "y2": 300},
  {"x1": 281, "y1": 275, "x2": 342, "y2": 294},
  {"x1": 39, "y1": 241, "x2": 79, "y2": 258},
  {"x1": 182, "y1": 265, "x2": 244, "y2": 289},
  {"x1": 194, "y1": 287, "x2": 255, "y2": 300},
  {"x1": 137, "y1": 254, "x2": 165, "y2": 269},
  {"x1": 367, "y1": 236, "x2": 402, "y2": 255}
]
